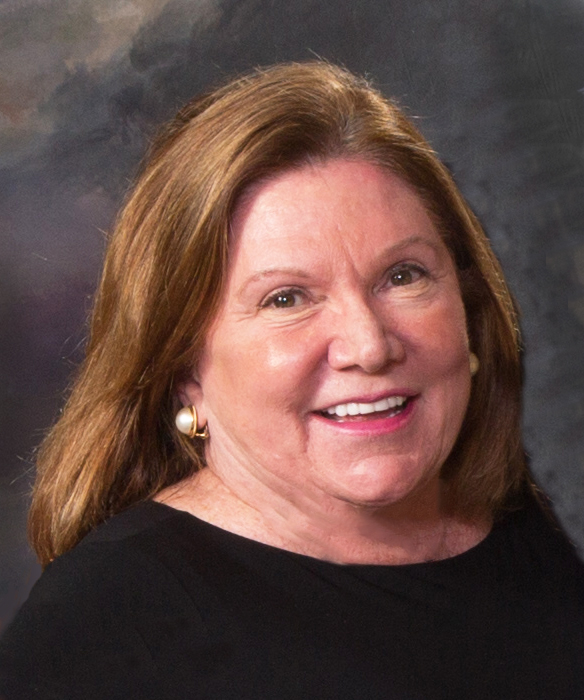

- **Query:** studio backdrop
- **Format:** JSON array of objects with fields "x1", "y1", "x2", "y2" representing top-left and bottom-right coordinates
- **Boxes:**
[{"x1": 1, "y1": 0, "x2": 584, "y2": 632}]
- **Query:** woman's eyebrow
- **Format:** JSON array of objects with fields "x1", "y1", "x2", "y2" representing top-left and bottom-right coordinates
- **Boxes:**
[
  {"x1": 381, "y1": 234, "x2": 444, "y2": 256},
  {"x1": 236, "y1": 236, "x2": 443, "y2": 297},
  {"x1": 237, "y1": 268, "x2": 312, "y2": 297}
]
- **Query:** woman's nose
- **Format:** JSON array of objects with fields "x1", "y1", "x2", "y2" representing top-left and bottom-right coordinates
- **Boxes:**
[{"x1": 326, "y1": 297, "x2": 405, "y2": 373}]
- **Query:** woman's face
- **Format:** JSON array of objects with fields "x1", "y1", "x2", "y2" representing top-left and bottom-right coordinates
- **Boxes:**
[{"x1": 186, "y1": 159, "x2": 472, "y2": 513}]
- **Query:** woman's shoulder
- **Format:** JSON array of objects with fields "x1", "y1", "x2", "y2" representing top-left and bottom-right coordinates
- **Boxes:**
[
  {"x1": 26, "y1": 501, "x2": 193, "y2": 593},
  {"x1": 487, "y1": 487, "x2": 584, "y2": 590},
  {"x1": 506, "y1": 488, "x2": 583, "y2": 557},
  {"x1": 0, "y1": 502, "x2": 207, "y2": 700},
  {"x1": 5, "y1": 501, "x2": 206, "y2": 618}
]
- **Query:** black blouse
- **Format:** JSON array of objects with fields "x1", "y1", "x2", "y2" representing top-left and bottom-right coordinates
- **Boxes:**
[{"x1": 1, "y1": 495, "x2": 583, "y2": 699}]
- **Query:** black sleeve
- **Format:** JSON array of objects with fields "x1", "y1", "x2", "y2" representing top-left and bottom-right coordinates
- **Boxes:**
[{"x1": 0, "y1": 543, "x2": 165, "y2": 700}]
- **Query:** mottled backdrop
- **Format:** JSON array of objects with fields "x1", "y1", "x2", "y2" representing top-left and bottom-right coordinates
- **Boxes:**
[{"x1": 1, "y1": 0, "x2": 584, "y2": 632}]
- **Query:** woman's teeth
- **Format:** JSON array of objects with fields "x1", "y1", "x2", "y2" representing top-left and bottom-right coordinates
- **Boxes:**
[{"x1": 324, "y1": 396, "x2": 407, "y2": 418}]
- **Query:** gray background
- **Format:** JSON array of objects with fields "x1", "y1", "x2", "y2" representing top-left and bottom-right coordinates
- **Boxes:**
[{"x1": 1, "y1": 0, "x2": 584, "y2": 633}]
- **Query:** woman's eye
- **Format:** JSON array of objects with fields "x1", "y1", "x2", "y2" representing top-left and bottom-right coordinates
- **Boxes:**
[
  {"x1": 262, "y1": 289, "x2": 305, "y2": 309},
  {"x1": 388, "y1": 264, "x2": 426, "y2": 287},
  {"x1": 272, "y1": 292, "x2": 297, "y2": 308}
]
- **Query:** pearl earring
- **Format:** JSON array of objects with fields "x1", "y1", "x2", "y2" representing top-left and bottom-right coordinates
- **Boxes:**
[
  {"x1": 469, "y1": 352, "x2": 480, "y2": 376},
  {"x1": 175, "y1": 405, "x2": 209, "y2": 439}
]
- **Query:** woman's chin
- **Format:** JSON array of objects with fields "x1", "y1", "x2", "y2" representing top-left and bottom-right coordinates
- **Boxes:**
[{"x1": 325, "y1": 471, "x2": 441, "y2": 515}]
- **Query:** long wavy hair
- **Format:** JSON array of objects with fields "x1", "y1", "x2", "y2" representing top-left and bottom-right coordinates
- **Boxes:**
[{"x1": 29, "y1": 61, "x2": 527, "y2": 567}]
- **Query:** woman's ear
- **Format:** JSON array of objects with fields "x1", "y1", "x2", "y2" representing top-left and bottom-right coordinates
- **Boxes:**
[
  {"x1": 177, "y1": 374, "x2": 204, "y2": 410},
  {"x1": 175, "y1": 374, "x2": 210, "y2": 439},
  {"x1": 175, "y1": 373, "x2": 209, "y2": 436}
]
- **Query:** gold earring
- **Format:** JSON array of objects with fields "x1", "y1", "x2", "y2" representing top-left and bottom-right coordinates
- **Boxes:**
[
  {"x1": 175, "y1": 405, "x2": 209, "y2": 439},
  {"x1": 469, "y1": 352, "x2": 480, "y2": 376}
]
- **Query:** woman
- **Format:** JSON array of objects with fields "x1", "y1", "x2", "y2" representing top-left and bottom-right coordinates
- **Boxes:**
[{"x1": 1, "y1": 61, "x2": 582, "y2": 699}]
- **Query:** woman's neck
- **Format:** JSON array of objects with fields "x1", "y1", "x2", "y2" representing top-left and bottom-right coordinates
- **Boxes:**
[{"x1": 155, "y1": 467, "x2": 491, "y2": 565}]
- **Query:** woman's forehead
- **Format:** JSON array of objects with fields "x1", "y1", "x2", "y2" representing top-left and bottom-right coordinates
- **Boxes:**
[{"x1": 224, "y1": 159, "x2": 449, "y2": 286}]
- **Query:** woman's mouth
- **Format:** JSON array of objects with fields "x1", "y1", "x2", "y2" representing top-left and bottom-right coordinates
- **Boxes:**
[{"x1": 317, "y1": 395, "x2": 412, "y2": 422}]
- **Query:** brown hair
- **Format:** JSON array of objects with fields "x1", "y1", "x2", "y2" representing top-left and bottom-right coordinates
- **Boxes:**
[{"x1": 29, "y1": 61, "x2": 527, "y2": 567}]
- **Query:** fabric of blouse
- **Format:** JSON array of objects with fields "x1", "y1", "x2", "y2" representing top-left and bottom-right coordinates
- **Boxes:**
[{"x1": 1, "y1": 494, "x2": 583, "y2": 700}]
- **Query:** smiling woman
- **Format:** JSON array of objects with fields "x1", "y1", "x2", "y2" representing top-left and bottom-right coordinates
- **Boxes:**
[
  {"x1": 1, "y1": 61, "x2": 583, "y2": 699},
  {"x1": 169, "y1": 160, "x2": 476, "y2": 561}
]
